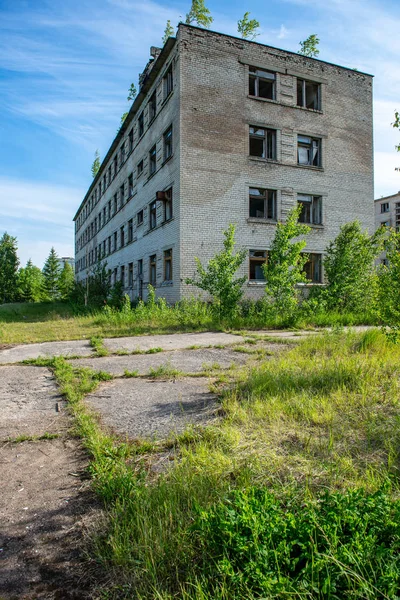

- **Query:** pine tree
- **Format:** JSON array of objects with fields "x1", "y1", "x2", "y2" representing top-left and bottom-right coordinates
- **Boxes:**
[
  {"x1": 18, "y1": 259, "x2": 44, "y2": 302},
  {"x1": 59, "y1": 261, "x2": 75, "y2": 300},
  {"x1": 42, "y1": 247, "x2": 61, "y2": 301},
  {"x1": 0, "y1": 232, "x2": 19, "y2": 303}
]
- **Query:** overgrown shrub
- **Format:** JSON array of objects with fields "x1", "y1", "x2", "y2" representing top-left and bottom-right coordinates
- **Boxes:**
[{"x1": 377, "y1": 230, "x2": 400, "y2": 337}]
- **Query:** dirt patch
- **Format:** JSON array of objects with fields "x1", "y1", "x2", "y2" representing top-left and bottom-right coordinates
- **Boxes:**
[{"x1": 0, "y1": 437, "x2": 97, "y2": 599}]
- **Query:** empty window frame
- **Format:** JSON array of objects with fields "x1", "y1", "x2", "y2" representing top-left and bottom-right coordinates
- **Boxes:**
[
  {"x1": 249, "y1": 188, "x2": 276, "y2": 220},
  {"x1": 113, "y1": 231, "x2": 118, "y2": 251},
  {"x1": 149, "y1": 200, "x2": 157, "y2": 229},
  {"x1": 138, "y1": 112, "x2": 144, "y2": 138},
  {"x1": 164, "y1": 188, "x2": 173, "y2": 221},
  {"x1": 120, "y1": 226, "x2": 125, "y2": 248},
  {"x1": 128, "y1": 218, "x2": 133, "y2": 242},
  {"x1": 149, "y1": 145, "x2": 157, "y2": 175},
  {"x1": 297, "y1": 79, "x2": 321, "y2": 110},
  {"x1": 297, "y1": 135, "x2": 321, "y2": 167},
  {"x1": 137, "y1": 159, "x2": 144, "y2": 176},
  {"x1": 381, "y1": 202, "x2": 390, "y2": 213},
  {"x1": 163, "y1": 126, "x2": 172, "y2": 161},
  {"x1": 103, "y1": 175, "x2": 106, "y2": 194},
  {"x1": 249, "y1": 127, "x2": 276, "y2": 160},
  {"x1": 128, "y1": 129, "x2": 134, "y2": 153},
  {"x1": 128, "y1": 174, "x2": 134, "y2": 197},
  {"x1": 249, "y1": 66, "x2": 276, "y2": 100},
  {"x1": 304, "y1": 253, "x2": 322, "y2": 283},
  {"x1": 137, "y1": 209, "x2": 144, "y2": 225},
  {"x1": 128, "y1": 262, "x2": 134, "y2": 287},
  {"x1": 120, "y1": 183, "x2": 125, "y2": 206},
  {"x1": 298, "y1": 194, "x2": 322, "y2": 225},
  {"x1": 148, "y1": 91, "x2": 157, "y2": 121},
  {"x1": 163, "y1": 65, "x2": 173, "y2": 99},
  {"x1": 164, "y1": 249, "x2": 172, "y2": 281},
  {"x1": 113, "y1": 193, "x2": 118, "y2": 214},
  {"x1": 107, "y1": 166, "x2": 112, "y2": 186},
  {"x1": 103, "y1": 206, "x2": 106, "y2": 223},
  {"x1": 120, "y1": 265, "x2": 125, "y2": 285},
  {"x1": 120, "y1": 142, "x2": 125, "y2": 164},
  {"x1": 138, "y1": 259, "x2": 143, "y2": 279},
  {"x1": 113, "y1": 155, "x2": 118, "y2": 178},
  {"x1": 249, "y1": 250, "x2": 267, "y2": 281},
  {"x1": 113, "y1": 267, "x2": 118, "y2": 284},
  {"x1": 108, "y1": 236, "x2": 112, "y2": 254},
  {"x1": 149, "y1": 254, "x2": 157, "y2": 285},
  {"x1": 108, "y1": 200, "x2": 112, "y2": 220}
]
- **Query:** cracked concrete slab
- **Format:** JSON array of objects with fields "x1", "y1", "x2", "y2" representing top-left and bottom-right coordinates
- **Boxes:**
[
  {"x1": 85, "y1": 377, "x2": 217, "y2": 439},
  {"x1": 0, "y1": 340, "x2": 93, "y2": 365},
  {"x1": 0, "y1": 366, "x2": 66, "y2": 439},
  {"x1": 70, "y1": 347, "x2": 250, "y2": 376},
  {"x1": 102, "y1": 331, "x2": 242, "y2": 353}
]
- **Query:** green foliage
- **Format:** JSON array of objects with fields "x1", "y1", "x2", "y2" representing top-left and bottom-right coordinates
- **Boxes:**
[
  {"x1": 127, "y1": 83, "x2": 137, "y2": 102},
  {"x1": 323, "y1": 221, "x2": 385, "y2": 313},
  {"x1": 263, "y1": 205, "x2": 310, "y2": 321},
  {"x1": 0, "y1": 232, "x2": 19, "y2": 303},
  {"x1": 298, "y1": 33, "x2": 320, "y2": 57},
  {"x1": 120, "y1": 111, "x2": 128, "y2": 125},
  {"x1": 109, "y1": 280, "x2": 124, "y2": 309},
  {"x1": 58, "y1": 261, "x2": 75, "y2": 300},
  {"x1": 377, "y1": 230, "x2": 400, "y2": 332},
  {"x1": 186, "y1": 224, "x2": 247, "y2": 320},
  {"x1": 237, "y1": 12, "x2": 260, "y2": 40},
  {"x1": 163, "y1": 20, "x2": 175, "y2": 44},
  {"x1": 193, "y1": 486, "x2": 400, "y2": 598},
  {"x1": 185, "y1": 0, "x2": 213, "y2": 28},
  {"x1": 91, "y1": 149, "x2": 101, "y2": 178},
  {"x1": 393, "y1": 110, "x2": 400, "y2": 154},
  {"x1": 17, "y1": 259, "x2": 44, "y2": 302},
  {"x1": 42, "y1": 247, "x2": 61, "y2": 301}
]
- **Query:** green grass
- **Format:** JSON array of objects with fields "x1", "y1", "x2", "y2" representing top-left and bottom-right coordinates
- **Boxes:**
[
  {"x1": 4, "y1": 432, "x2": 60, "y2": 443},
  {"x1": 43, "y1": 328, "x2": 400, "y2": 599},
  {"x1": 90, "y1": 336, "x2": 109, "y2": 356}
]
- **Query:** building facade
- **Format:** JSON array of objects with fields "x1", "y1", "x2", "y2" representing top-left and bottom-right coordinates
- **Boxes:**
[
  {"x1": 375, "y1": 192, "x2": 400, "y2": 231},
  {"x1": 74, "y1": 24, "x2": 374, "y2": 302}
]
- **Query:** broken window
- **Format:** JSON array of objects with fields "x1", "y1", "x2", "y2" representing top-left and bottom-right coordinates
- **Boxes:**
[
  {"x1": 381, "y1": 202, "x2": 390, "y2": 213},
  {"x1": 120, "y1": 183, "x2": 125, "y2": 206},
  {"x1": 128, "y1": 262, "x2": 134, "y2": 287},
  {"x1": 249, "y1": 127, "x2": 276, "y2": 160},
  {"x1": 149, "y1": 145, "x2": 157, "y2": 175},
  {"x1": 164, "y1": 188, "x2": 173, "y2": 221},
  {"x1": 128, "y1": 174, "x2": 134, "y2": 198},
  {"x1": 120, "y1": 265, "x2": 125, "y2": 285},
  {"x1": 297, "y1": 135, "x2": 321, "y2": 167},
  {"x1": 120, "y1": 225, "x2": 125, "y2": 248},
  {"x1": 113, "y1": 155, "x2": 118, "y2": 178},
  {"x1": 163, "y1": 66, "x2": 173, "y2": 99},
  {"x1": 137, "y1": 159, "x2": 144, "y2": 176},
  {"x1": 249, "y1": 250, "x2": 267, "y2": 281},
  {"x1": 298, "y1": 194, "x2": 322, "y2": 225},
  {"x1": 149, "y1": 200, "x2": 157, "y2": 229},
  {"x1": 164, "y1": 126, "x2": 172, "y2": 161},
  {"x1": 128, "y1": 219, "x2": 133, "y2": 242},
  {"x1": 113, "y1": 231, "x2": 117, "y2": 252},
  {"x1": 149, "y1": 254, "x2": 157, "y2": 285},
  {"x1": 304, "y1": 253, "x2": 322, "y2": 283},
  {"x1": 108, "y1": 200, "x2": 111, "y2": 220},
  {"x1": 107, "y1": 166, "x2": 111, "y2": 186},
  {"x1": 164, "y1": 249, "x2": 172, "y2": 281},
  {"x1": 138, "y1": 112, "x2": 144, "y2": 138},
  {"x1": 137, "y1": 209, "x2": 144, "y2": 226},
  {"x1": 113, "y1": 267, "x2": 118, "y2": 284},
  {"x1": 249, "y1": 188, "x2": 276, "y2": 220},
  {"x1": 249, "y1": 66, "x2": 276, "y2": 100},
  {"x1": 128, "y1": 129, "x2": 134, "y2": 153},
  {"x1": 108, "y1": 236, "x2": 111, "y2": 254},
  {"x1": 149, "y1": 91, "x2": 157, "y2": 121},
  {"x1": 113, "y1": 193, "x2": 118, "y2": 214},
  {"x1": 297, "y1": 79, "x2": 321, "y2": 110},
  {"x1": 120, "y1": 142, "x2": 125, "y2": 164}
]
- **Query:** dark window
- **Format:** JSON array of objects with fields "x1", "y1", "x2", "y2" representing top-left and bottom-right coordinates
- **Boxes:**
[
  {"x1": 120, "y1": 226, "x2": 125, "y2": 248},
  {"x1": 128, "y1": 174, "x2": 134, "y2": 197},
  {"x1": 128, "y1": 219, "x2": 133, "y2": 242},
  {"x1": 249, "y1": 127, "x2": 276, "y2": 159},
  {"x1": 249, "y1": 67, "x2": 276, "y2": 100},
  {"x1": 297, "y1": 135, "x2": 321, "y2": 167},
  {"x1": 113, "y1": 231, "x2": 117, "y2": 251},
  {"x1": 304, "y1": 253, "x2": 322, "y2": 283},
  {"x1": 137, "y1": 209, "x2": 144, "y2": 225},
  {"x1": 113, "y1": 267, "x2": 118, "y2": 284},
  {"x1": 249, "y1": 250, "x2": 267, "y2": 281},
  {"x1": 163, "y1": 66, "x2": 173, "y2": 98},
  {"x1": 120, "y1": 183, "x2": 125, "y2": 206},
  {"x1": 113, "y1": 155, "x2": 118, "y2": 177},
  {"x1": 107, "y1": 165, "x2": 111, "y2": 185},
  {"x1": 103, "y1": 175, "x2": 106, "y2": 194},
  {"x1": 137, "y1": 159, "x2": 144, "y2": 176},
  {"x1": 128, "y1": 129, "x2": 134, "y2": 153},
  {"x1": 149, "y1": 254, "x2": 157, "y2": 285},
  {"x1": 149, "y1": 145, "x2": 157, "y2": 175},
  {"x1": 128, "y1": 262, "x2": 134, "y2": 287},
  {"x1": 113, "y1": 193, "x2": 118, "y2": 214},
  {"x1": 138, "y1": 259, "x2": 143, "y2": 278},
  {"x1": 164, "y1": 188, "x2": 173, "y2": 221},
  {"x1": 298, "y1": 194, "x2": 322, "y2": 225},
  {"x1": 108, "y1": 200, "x2": 112, "y2": 220},
  {"x1": 120, "y1": 265, "x2": 125, "y2": 285},
  {"x1": 149, "y1": 201, "x2": 157, "y2": 229},
  {"x1": 103, "y1": 240, "x2": 106, "y2": 256},
  {"x1": 297, "y1": 79, "x2": 321, "y2": 110},
  {"x1": 103, "y1": 206, "x2": 106, "y2": 223},
  {"x1": 381, "y1": 202, "x2": 390, "y2": 213},
  {"x1": 149, "y1": 91, "x2": 156, "y2": 121},
  {"x1": 120, "y1": 142, "x2": 125, "y2": 164},
  {"x1": 138, "y1": 112, "x2": 144, "y2": 137},
  {"x1": 249, "y1": 188, "x2": 276, "y2": 220},
  {"x1": 164, "y1": 249, "x2": 172, "y2": 281},
  {"x1": 108, "y1": 236, "x2": 111, "y2": 254},
  {"x1": 164, "y1": 126, "x2": 172, "y2": 160}
]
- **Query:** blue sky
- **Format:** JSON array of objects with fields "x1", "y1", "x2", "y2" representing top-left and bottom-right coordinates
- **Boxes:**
[{"x1": 0, "y1": 0, "x2": 399, "y2": 267}]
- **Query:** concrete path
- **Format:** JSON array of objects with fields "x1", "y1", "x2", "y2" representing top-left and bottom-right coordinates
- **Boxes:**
[{"x1": 0, "y1": 339, "x2": 93, "y2": 364}]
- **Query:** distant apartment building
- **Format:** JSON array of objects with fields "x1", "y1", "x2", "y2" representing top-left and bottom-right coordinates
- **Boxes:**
[
  {"x1": 74, "y1": 24, "x2": 374, "y2": 302},
  {"x1": 374, "y1": 191, "x2": 400, "y2": 265}
]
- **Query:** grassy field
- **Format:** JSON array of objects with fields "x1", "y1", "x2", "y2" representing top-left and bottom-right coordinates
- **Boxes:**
[
  {"x1": 48, "y1": 328, "x2": 400, "y2": 599},
  {"x1": 0, "y1": 301, "x2": 378, "y2": 344}
]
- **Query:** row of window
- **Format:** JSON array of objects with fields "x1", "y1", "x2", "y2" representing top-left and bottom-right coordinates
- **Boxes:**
[
  {"x1": 249, "y1": 189, "x2": 322, "y2": 225},
  {"x1": 249, "y1": 250, "x2": 322, "y2": 283},
  {"x1": 76, "y1": 64, "x2": 174, "y2": 231},
  {"x1": 99, "y1": 250, "x2": 173, "y2": 290},
  {"x1": 249, "y1": 66, "x2": 321, "y2": 111},
  {"x1": 250, "y1": 127, "x2": 322, "y2": 167}
]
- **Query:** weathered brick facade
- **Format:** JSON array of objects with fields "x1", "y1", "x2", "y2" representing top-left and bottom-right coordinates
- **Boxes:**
[{"x1": 74, "y1": 24, "x2": 374, "y2": 302}]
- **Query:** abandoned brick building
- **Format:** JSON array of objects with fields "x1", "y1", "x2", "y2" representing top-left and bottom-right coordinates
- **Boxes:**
[{"x1": 73, "y1": 24, "x2": 374, "y2": 302}]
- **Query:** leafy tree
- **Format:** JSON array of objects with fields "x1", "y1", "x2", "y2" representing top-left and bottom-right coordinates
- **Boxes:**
[
  {"x1": 91, "y1": 150, "x2": 101, "y2": 178},
  {"x1": 186, "y1": 224, "x2": 246, "y2": 320},
  {"x1": 323, "y1": 221, "x2": 385, "y2": 313},
  {"x1": 18, "y1": 259, "x2": 44, "y2": 302},
  {"x1": 185, "y1": 0, "x2": 213, "y2": 28},
  {"x1": 42, "y1": 247, "x2": 61, "y2": 301},
  {"x1": 377, "y1": 230, "x2": 400, "y2": 329},
  {"x1": 127, "y1": 83, "x2": 137, "y2": 102},
  {"x1": 237, "y1": 12, "x2": 260, "y2": 40},
  {"x1": 263, "y1": 205, "x2": 310, "y2": 320},
  {"x1": 90, "y1": 260, "x2": 111, "y2": 306},
  {"x1": 163, "y1": 20, "x2": 175, "y2": 44},
  {"x1": 298, "y1": 34, "x2": 320, "y2": 58},
  {"x1": 59, "y1": 261, "x2": 75, "y2": 300},
  {"x1": 0, "y1": 232, "x2": 19, "y2": 303}
]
